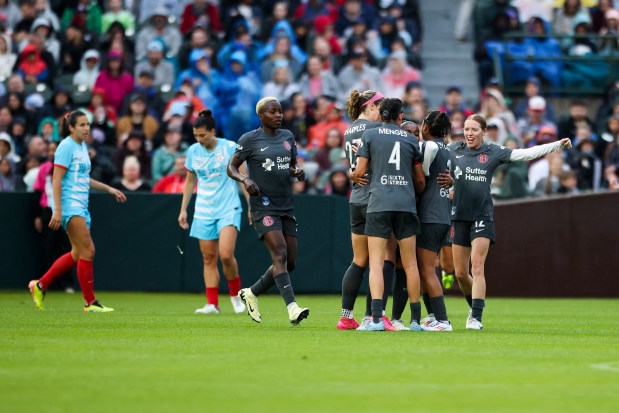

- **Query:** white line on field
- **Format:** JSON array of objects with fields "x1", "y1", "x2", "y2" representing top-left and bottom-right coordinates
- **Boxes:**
[{"x1": 590, "y1": 362, "x2": 619, "y2": 372}]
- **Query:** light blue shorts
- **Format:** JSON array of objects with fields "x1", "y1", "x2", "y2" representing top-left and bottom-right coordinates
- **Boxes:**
[
  {"x1": 61, "y1": 211, "x2": 91, "y2": 230},
  {"x1": 190, "y1": 212, "x2": 241, "y2": 241}
]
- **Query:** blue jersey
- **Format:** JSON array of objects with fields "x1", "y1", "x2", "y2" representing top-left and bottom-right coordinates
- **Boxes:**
[
  {"x1": 185, "y1": 139, "x2": 241, "y2": 220},
  {"x1": 53, "y1": 137, "x2": 91, "y2": 217}
]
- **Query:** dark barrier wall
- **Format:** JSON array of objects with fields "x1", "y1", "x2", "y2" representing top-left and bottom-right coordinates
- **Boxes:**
[{"x1": 1, "y1": 192, "x2": 618, "y2": 297}]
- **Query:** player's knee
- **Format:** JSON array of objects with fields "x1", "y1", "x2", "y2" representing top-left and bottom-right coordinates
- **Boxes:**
[
  {"x1": 219, "y1": 253, "x2": 235, "y2": 266},
  {"x1": 271, "y1": 247, "x2": 287, "y2": 266},
  {"x1": 201, "y1": 252, "x2": 218, "y2": 266},
  {"x1": 82, "y1": 243, "x2": 95, "y2": 260},
  {"x1": 470, "y1": 259, "x2": 485, "y2": 276}
]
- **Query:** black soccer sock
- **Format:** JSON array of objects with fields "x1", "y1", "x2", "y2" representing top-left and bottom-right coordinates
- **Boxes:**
[
  {"x1": 430, "y1": 295, "x2": 448, "y2": 321},
  {"x1": 409, "y1": 301, "x2": 422, "y2": 325},
  {"x1": 364, "y1": 289, "x2": 372, "y2": 317},
  {"x1": 341, "y1": 262, "x2": 366, "y2": 311},
  {"x1": 250, "y1": 268, "x2": 274, "y2": 296},
  {"x1": 381, "y1": 260, "x2": 394, "y2": 310},
  {"x1": 465, "y1": 294, "x2": 473, "y2": 308},
  {"x1": 371, "y1": 299, "x2": 383, "y2": 323},
  {"x1": 422, "y1": 292, "x2": 432, "y2": 315},
  {"x1": 471, "y1": 299, "x2": 485, "y2": 322},
  {"x1": 391, "y1": 268, "x2": 408, "y2": 320},
  {"x1": 274, "y1": 272, "x2": 296, "y2": 306}
]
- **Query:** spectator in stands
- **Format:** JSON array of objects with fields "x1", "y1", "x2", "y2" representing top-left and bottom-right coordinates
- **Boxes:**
[
  {"x1": 492, "y1": 135, "x2": 529, "y2": 199},
  {"x1": 313, "y1": 15, "x2": 342, "y2": 57},
  {"x1": 298, "y1": 55, "x2": 340, "y2": 104},
  {"x1": 517, "y1": 96, "x2": 557, "y2": 147},
  {"x1": 60, "y1": 22, "x2": 94, "y2": 75},
  {"x1": 60, "y1": 0, "x2": 102, "y2": 34},
  {"x1": 480, "y1": 89, "x2": 520, "y2": 138},
  {"x1": 152, "y1": 155, "x2": 187, "y2": 193},
  {"x1": 566, "y1": 15, "x2": 598, "y2": 55},
  {"x1": 0, "y1": 0, "x2": 21, "y2": 29},
  {"x1": 0, "y1": 34, "x2": 16, "y2": 79},
  {"x1": 293, "y1": 0, "x2": 337, "y2": 25},
  {"x1": 99, "y1": 21, "x2": 135, "y2": 74},
  {"x1": 307, "y1": 100, "x2": 349, "y2": 150},
  {"x1": 40, "y1": 86, "x2": 72, "y2": 123},
  {"x1": 0, "y1": 105, "x2": 12, "y2": 135},
  {"x1": 590, "y1": 0, "x2": 614, "y2": 32},
  {"x1": 0, "y1": 156, "x2": 17, "y2": 191},
  {"x1": 11, "y1": 116, "x2": 31, "y2": 152},
  {"x1": 221, "y1": 0, "x2": 263, "y2": 37},
  {"x1": 558, "y1": 100, "x2": 597, "y2": 144},
  {"x1": 313, "y1": 127, "x2": 344, "y2": 172},
  {"x1": 323, "y1": 165, "x2": 351, "y2": 198},
  {"x1": 113, "y1": 130, "x2": 150, "y2": 180},
  {"x1": 31, "y1": 17, "x2": 59, "y2": 63},
  {"x1": 13, "y1": 0, "x2": 38, "y2": 47},
  {"x1": 0, "y1": 131, "x2": 19, "y2": 163},
  {"x1": 257, "y1": 1, "x2": 290, "y2": 42},
  {"x1": 598, "y1": 8, "x2": 619, "y2": 53},
  {"x1": 111, "y1": 155, "x2": 151, "y2": 192},
  {"x1": 337, "y1": 50, "x2": 382, "y2": 100},
  {"x1": 553, "y1": 0, "x2": 591, "y2": 36},
  {"x1": 533, "y1": 152, "x2": 568, "y2": 196},
  {"x1": 154, "y1": 101, "x2": 195, "y2": 149},
  {"x1": 17, "y1": 43, "x2": 49, "y2": 84},
  {"x1": 311, "y1": 36, "x2": 338, "y2": 73},
  {"x1": 438, "y1": 86, "x2": 474, "y2": 118},
  {"x1": 94, "y1": 50, "x2": 134, "y2": 113},
  {"x1": 381, "y1": 50, "x2": 421, "y2": 99},
  {"x1": 134, "y1": 40, "x2": 175, "y2": 87},
  {"x1": 151, "y1": 125, "x2": 187, "y2": 182},
  {"x1": 259, "y1": 30, "x2": 304, "y2": 83},
  {"x1": 335, "y1": 0, "x2": 372, "y2": 37},
  {"x1": 135, "y1": 7, "x2": 182, "y2": 62},
  {"x1": 72, "y1": 49, "x2": 99, "y2": 90},
  {"x1": 513, "y1": 76, "x2": 557, "y2": 122},
  {"x1": 567, "y1": 134, "x2": 602, "y2": 190},
  {"x1": 367, "y1": 15, "x2": 408, "y2": 64},
  {"x1": 401, "y1": 81, "x2": 427, "y2": 121},
  {"x1": 38, "y1": 117, "x2": 59, "y2": 143},
  {"x1": 177, "y1": 23, "x2": 217, "y2": 73},
  {"x1": 287, "y1": 92, "x2": 313, "y2": 147},
  {"x1": 101, "y1": 0, "x2": 135, "y2": 35},
  {"x1": 33, "y1": 0, "x2": 61, "y2": 32},
  {"x1": 177, "y1": 49, "x2": 219, "y2": 112},
  {"x1": 217, "y1": 20, "x2": 262, "y2": 73},
  {"x1": 180, "y1": 0, "x2": 221, "y2": 36},
  {"x1": 262, "y1": 63, "x2": 300, "y2": 102},
  {"x1": 557, "y1": 169, "x2": 579, "y2": 194},
  {"x1": 87, "y1": 87, "x2": 117, "y2": 134},
  {"x1": 115, "y1": 93, "x2": 159, "y2": 148},
  {"x1": 214, "y1": 50, "x2": 262, "y2": 141},
  {"x1": 376, "y1": 0, "x2": 423, "y2": 51}
]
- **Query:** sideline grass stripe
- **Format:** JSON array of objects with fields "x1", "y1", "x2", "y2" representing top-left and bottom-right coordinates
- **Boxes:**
[{"x1": 2, "y1": 293, "x2": 618, "y2": 413}]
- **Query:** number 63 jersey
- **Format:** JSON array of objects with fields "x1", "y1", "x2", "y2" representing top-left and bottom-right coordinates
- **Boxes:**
[
  {"x1": 343, "y1": 119, "x2": 381, "y2": 205},
  {"x1": 357, "y1": 123, "x2": 422, "y2": 214}
]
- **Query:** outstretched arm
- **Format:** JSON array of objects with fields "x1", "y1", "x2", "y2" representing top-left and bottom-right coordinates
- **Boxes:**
[
  {"x1": 90, "y1": 179, "x2": 127, "y2": 203},
  {"x1": 510, "y1": 139, "x2": 572, "y2": 162}
]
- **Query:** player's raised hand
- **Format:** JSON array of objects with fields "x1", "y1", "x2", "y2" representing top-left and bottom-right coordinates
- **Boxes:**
[{"x1": 559, "y1": 138, "x2": 572, "y2": 149}]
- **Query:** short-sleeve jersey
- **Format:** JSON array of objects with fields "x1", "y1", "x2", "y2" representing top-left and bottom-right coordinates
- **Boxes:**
[
  {"x1": 449, "y1": 141, "x2": 512, "y2": 221},
  {"x1": 234, "y1": 128, "x2": 297, "y2": 212},
  {"x1": 53, "y1": 137, "x2": 91, "y2": 216},
  {"x1": 357, "y1": 123, "x2": 422, "y2": 214},
  {"x1": 418, "y1": 139, "x2": 452, "y2": 225},
  {"x1": 185, "y1": 138, "x2": 241, "y2": 220},
  {"x1": 344, "y1": 119, "x2": 382, "y2": 205}
]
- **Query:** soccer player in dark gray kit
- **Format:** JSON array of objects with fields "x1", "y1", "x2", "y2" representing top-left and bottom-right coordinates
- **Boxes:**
[
  {"x1": 352, "y1": 98, "x2": 425, "y2": 331},
  {"x1": 227, "y1": 97, "x2": 309, "y2": 325},
  {"x1": 451, "y1": 114, "x2": 572, "y2": 330}
]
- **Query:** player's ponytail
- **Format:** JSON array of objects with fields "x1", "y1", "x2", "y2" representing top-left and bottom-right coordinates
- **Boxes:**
[
  {"x1": 60, "y1": 110, "x2": 87, "y2": 139},
  {"x1": 378, "y1": 98, "x2": 403, "y2": 123},
  {"x1": 194, "y1": 109, "x2": 216, "y2": 131},
  {"x1": 346, "y1": 89, "x2": 384, "y2": 121}
]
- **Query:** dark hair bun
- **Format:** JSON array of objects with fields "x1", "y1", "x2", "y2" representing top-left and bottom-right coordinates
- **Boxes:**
[{"x1": 199, "y1": 109, "x2": 213, "y2": 118}]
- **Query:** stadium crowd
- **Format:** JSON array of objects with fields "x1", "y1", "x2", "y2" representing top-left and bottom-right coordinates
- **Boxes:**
[{"x1": 0, "y1": 0, "x2": 619, "y2": 200}]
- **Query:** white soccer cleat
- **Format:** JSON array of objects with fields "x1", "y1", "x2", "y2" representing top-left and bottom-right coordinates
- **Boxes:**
[
  {"x1": 230, "y1": 295, "x2": 246, "y2": 314},
  {"x1": 238, "y1": 288, "x2": 261, "y2": 323},
  {"x1": 420, "y1": 313, "x2": 436, "y2": 327},
  {"x1": 356, "y1": 316, "x2": 372, "y2": 331},
  {"x1": 195, "y1": 303, "x2": 220, "y2": 314},
  {"x1": 288, "y1": 303, "x2": 310, "y2": 325},
  {"x1": 421, "y1": 320, "x2": 453, "y2": 332},
  {"x1": 389, "y1": 319, "x2": 410, "y2": 331},
  {"x1": 466, "y1": 314, "x2": 483, "y2": 330}
]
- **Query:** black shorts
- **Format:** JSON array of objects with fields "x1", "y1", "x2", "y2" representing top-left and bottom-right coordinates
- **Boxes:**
[
  {"x1": 417, "y1": 223, "x2": 451, "y2": 253},
  {"x1": 251, "y1": 210, "x2": 298, "y2": 239},
  {"x1": 349, "y1": 203, "x2": 368, "y2": 235},
  {"x1": 365, "y1": 211, "x2": 420, "y2": 240},
  {"x1": 450, "y1": 220, "x2": 496, "y2": 247}
]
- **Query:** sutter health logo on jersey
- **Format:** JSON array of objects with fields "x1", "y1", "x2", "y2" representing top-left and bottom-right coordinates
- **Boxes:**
[{"x1": 262, "y1": 157, "x2": 291, "y2": 171}]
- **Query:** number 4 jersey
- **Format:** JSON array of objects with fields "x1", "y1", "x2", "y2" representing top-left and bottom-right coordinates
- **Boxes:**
[{"x1": 357, "y1": 123, "x2": 422, "y2": 214}]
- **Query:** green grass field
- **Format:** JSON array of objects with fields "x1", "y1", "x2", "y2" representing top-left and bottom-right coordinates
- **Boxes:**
[{"x1": 1, "y1": 292, "x2": 618, "y2": 413}]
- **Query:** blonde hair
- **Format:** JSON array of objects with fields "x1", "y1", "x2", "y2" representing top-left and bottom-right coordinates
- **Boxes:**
[
  {"x1": 123, "y1": 155, "x2": 140, "y2": 171},
  {"x1": 256, "y1": 97, "x2": 279, "y2": 115}
]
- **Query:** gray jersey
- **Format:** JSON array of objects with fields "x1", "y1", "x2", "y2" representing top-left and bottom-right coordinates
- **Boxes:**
[
  {"x1": 449, "y1": 141, "x2": 512, "y2": 221},
  {"x1": 418, "y1": 139, "x2": 452, "y2": 225},
  {"x1": 344, "y1": 119, "x2": 382, "y2": 205},
  {"x1": 234, "y1": 128, "x2": 297, "y2": 212},
  {"x1": 357, "y1": 123, "x2": 422, "y2": 213}
]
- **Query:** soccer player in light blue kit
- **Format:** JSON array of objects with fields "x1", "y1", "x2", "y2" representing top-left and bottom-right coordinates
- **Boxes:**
[
  {"x1": 29, "y1": 110, "x2": 126, "y2": 312},
  {"x1": 178, "y1": 110, "x2": 247, "y2": 315}
]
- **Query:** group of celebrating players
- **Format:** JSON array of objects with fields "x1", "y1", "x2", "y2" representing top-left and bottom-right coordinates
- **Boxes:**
[{"x1": 28, "y1": 90, "x2": 571, "y2": 331}]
